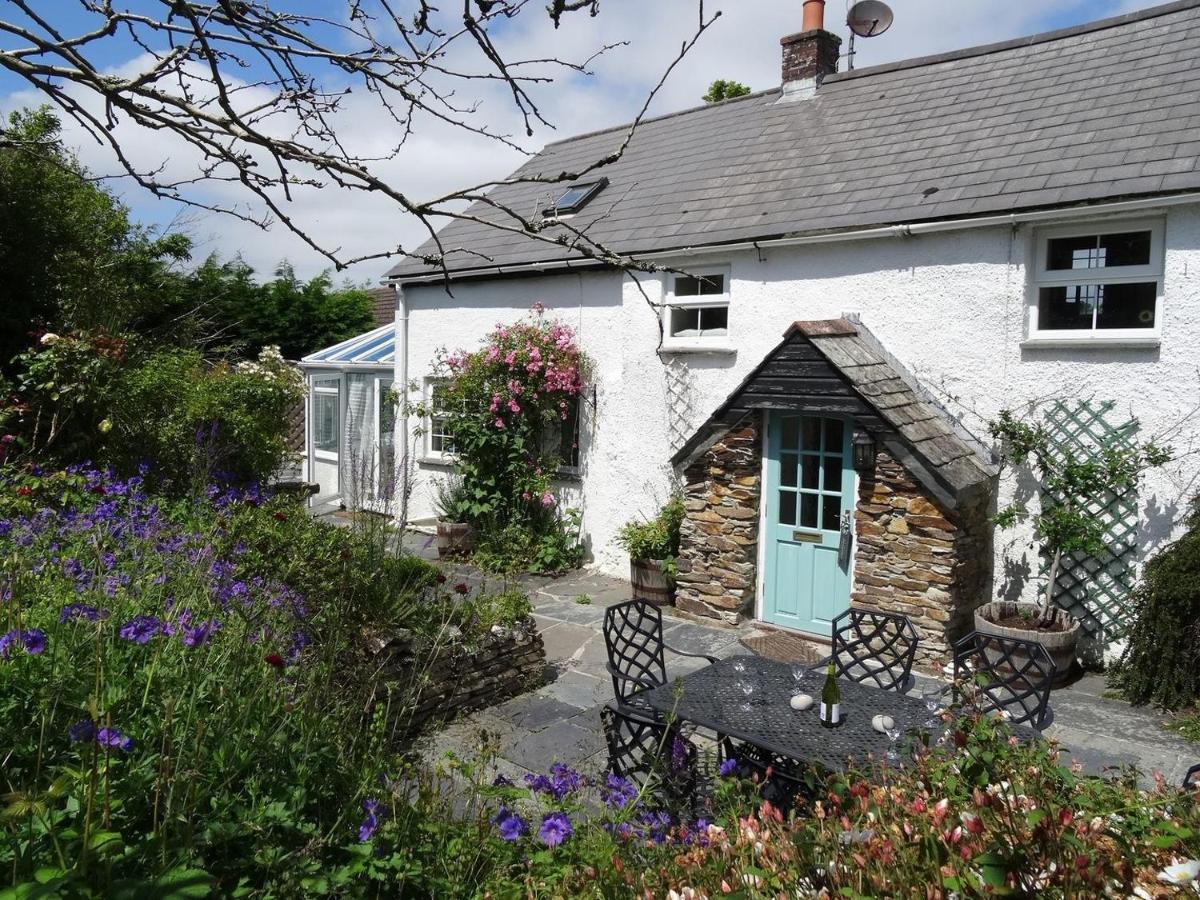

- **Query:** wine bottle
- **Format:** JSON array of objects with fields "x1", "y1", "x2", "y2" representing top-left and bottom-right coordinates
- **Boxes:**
[{"x1": 820, "y1": 661, "x2": 841, "y2": 728}]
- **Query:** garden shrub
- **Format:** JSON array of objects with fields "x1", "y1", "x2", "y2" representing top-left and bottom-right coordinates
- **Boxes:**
[
  {"x1": 1, "y1": 333, "x2": 302, "y2": 490},
  {"x1": 0, "y1": 464, "x2": 516, "y2": 895},
  {"x1": 421, "y1": 305, "x2": 591, "y2": 574},
  {"x1": 616, "y1": 495, "x2": 685, "y2": 574},
  {"x1": 1113, "y1": 495, "x2": 1200, "y2": 710}
]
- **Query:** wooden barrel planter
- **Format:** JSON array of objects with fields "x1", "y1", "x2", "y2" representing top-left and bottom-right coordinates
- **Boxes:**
[
  {"x1": 630, "y1": 558, "x2": 673, "y2": 606},
  {"x1": 435, "y1": 521, "x2": 476, "y2": 558},
  {"x1": 974, "y1": 601, "x2": 1080, "y2": 688}
]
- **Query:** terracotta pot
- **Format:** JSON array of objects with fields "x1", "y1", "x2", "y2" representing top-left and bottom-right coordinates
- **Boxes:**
[
  {"x1": 435, "y1": 521, "x2": 476, "y2": 558},
  {"x1": 974, "y1": 600, "x2": 1080, "y2": 687},
  {"x1": 630, "y1": 558, "x2": 674, "y2": 606}
]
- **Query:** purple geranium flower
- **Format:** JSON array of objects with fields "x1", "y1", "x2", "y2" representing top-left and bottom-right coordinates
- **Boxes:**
[
  {"x1": 0, "y1": 628, "x2": 46, "y2": 659},
  {"x1": 68, "y1": 719, "x2": 96, "y2": 743},
  {"x1": 358, "y1": 798, "x2": 383, "y2": 842},
  {"x1": 119, "y1": 616, "x2": 163, "y2": 644},
  {"x1": 180, "y1": 619, "x2": 221, "y2": 649},
  {"x1": 601, "y1": 772, "x2": 638, "y2": 809},
  {"x1": 718, "y1": 757, "x2": 738, "y2": 777},
  {"x1": 492, "y1": 806, "x2": 528, "y2": 842},
  {"x1": 96, "y1": 727, "x2": 134, "y2": 753},
  {"x1": 60, "y1": 603, "x2": 107, "y2": 623},
  {"x1": 538, "y1": 811, "x2": 573, "y2": 847}
]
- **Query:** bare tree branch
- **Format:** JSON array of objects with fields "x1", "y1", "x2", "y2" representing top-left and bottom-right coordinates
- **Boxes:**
[{"x1": 0, "y1": 0, "x2": 719, "y2": 278}]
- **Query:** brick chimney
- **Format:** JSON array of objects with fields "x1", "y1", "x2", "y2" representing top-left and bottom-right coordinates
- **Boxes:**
[{"x1": 780, "y1": 0, "x2": 842, "y2": 100}]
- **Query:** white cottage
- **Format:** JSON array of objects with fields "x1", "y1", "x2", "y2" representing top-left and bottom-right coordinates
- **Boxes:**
[{"x1": 306, "y1": 0, "x2": 1200, "y2": 662}]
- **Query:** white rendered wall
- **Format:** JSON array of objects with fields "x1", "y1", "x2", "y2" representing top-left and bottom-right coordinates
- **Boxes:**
[{"x1": 400, "y1": 204, "x2": 1200, "y2": 609}]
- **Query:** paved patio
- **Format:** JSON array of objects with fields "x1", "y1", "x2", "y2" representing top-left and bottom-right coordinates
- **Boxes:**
[{"x1": 419, "y1": 563, "x2": 1197, "y2": 788}]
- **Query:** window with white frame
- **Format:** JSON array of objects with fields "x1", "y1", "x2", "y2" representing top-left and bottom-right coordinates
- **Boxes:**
[
  {"x1": 424, "y1": 378, "x2": 456, "y2": 458},
  {"x1": 1030, "y1": 221, "x2": 1164, "y2": 341},
  {"x1": 312, "y1": 379, "x2": 340, "y2": 457},
  {"x1": 662, "y1": 267, "x2": 731, "y2": 350},
  {"x1": 541, "y1": 396, "x2": 582, "y2": 471}
]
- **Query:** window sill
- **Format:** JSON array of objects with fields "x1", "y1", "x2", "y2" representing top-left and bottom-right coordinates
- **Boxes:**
[
  {"x1": 417, "y1": 456, "x2": 455, "y2": 468},
  {"x1": 1020, "y1": 335, "x2": 1161, "y2": 350},
  {"x1": 660, "y1": 343, "x2": 737, "y2": 355}
]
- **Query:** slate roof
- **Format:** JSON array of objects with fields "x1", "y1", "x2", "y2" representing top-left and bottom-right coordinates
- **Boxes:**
[
  {"x1": 671, "y1": 318, "x2": 997, "y2": 509},
  {"x1": 387, "y1": 0, "x2": 1200, "y2": 283}
]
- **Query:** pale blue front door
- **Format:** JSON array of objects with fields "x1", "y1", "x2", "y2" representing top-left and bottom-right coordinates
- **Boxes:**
[{"x1": 762, "y1": 413, "x2": 854, "y2": 636}]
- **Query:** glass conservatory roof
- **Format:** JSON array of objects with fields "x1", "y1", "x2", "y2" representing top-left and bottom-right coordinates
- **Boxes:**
[{"x1": 301, "y1": 324, "x2": 395, "y2": 366}]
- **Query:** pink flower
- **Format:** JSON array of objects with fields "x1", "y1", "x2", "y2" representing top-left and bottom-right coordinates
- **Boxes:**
[
  {"x1": 494, "y1": 418, "x2": 505, "y2": 429},
  {"x1": 486, "y1": 346, "x2": 500, "y2": 362},
  {"x1": 504, "y1": 351, "x2": 517, "y2": 366},
  {"x1": 540, "y1": 491, "x2": 553, "y2": 508},
  {"x1": 490, "y1": 393, "x2": 502, "y2": 412},
  {"x1": 508, "y1": 399, "x2": 521, "y2": 413},
  {"x1": 531, "y1": 301, "x2": 545, "y2": 313}
]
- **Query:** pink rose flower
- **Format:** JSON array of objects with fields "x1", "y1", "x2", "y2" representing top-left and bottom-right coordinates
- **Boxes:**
[
  {"x1": 494, "y1": 417, "x2": 505, "y2": 428},
  {"x1": 508, "y1": 399, "x2": 521, "y2": 413},
  {"x1": 540, "y1": 491, "x2": 553, "y2": 508}
]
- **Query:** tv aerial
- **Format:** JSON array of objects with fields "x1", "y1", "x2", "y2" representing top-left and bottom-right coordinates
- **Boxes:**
[{"x1": 846, "y1": 0, "x2": 894, "y2": 70}]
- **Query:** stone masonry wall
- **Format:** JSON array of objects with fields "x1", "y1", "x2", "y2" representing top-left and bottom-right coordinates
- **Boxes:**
[
  {"x1": 366, "y1": 616, "x2": 546, "y2": 740},
  {"x1": 675, "y1": 423, "x2": 762, "y2": 624},
  {"x1": 854, "y1": 452, "x2": 992, "y2": 667}
]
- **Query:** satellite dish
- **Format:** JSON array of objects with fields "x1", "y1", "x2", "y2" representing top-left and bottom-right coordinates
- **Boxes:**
[{"x1": 847, "y1": 0, "x2": 894, "y2": 38}]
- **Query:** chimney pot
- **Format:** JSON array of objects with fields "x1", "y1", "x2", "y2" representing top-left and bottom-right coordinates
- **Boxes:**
[{"x1": 802, "y1": 0, "x2": 825, "y2": 32}]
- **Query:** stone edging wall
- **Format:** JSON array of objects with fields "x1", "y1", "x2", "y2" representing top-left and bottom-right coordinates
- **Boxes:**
[
  {"x1": 367, "y1": 616, "x2": 546, "y2": 738},
  {"x1": 675, "y1": 423, "x2": 762, "y2": 624}
]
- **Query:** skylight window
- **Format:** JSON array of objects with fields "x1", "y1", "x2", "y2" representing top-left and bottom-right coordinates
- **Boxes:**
[{"x1": 542, "y1": 178, "x2": 608, "y2": 217}]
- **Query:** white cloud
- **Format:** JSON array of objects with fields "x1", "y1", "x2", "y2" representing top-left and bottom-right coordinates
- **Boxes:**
[{"x1": 0, "y1": 0, "x2": 1164, "y2": 284}]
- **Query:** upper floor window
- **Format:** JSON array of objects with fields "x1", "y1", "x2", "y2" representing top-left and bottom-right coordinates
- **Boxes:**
[
  {"x1": 1029, "y1": 220, "x2": 1164, "y2": 343},
  {"x1": 662, "y1": 267, "x2": 732, "y2": 352}
]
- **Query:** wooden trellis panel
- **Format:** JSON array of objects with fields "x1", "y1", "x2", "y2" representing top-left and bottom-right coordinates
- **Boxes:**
[{"x1": 1040, "y1": 400, "x2": 1139, "y2": 649}]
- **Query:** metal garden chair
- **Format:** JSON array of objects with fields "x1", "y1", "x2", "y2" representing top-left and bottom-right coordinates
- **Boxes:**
[
  {"x1": 952, "y1": 631, "x2": 1056, "y2": 730},
  {"x1": 603, "y1": 598, "x2": 719, "y2": 713},
  {"x1": 600, "y1": 701, "x2": 703, "y2": 810},
  {"x1": 1184, "y1": 763, "x2": 1200, "y2": 790},
  {"x1": 821, "y1": 608, "x2": 919, "y2": 693}
]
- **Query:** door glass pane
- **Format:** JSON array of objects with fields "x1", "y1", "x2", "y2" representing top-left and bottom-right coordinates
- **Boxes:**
[
  {"x1": 781, "y1": 416, "x2": 800, "y2": 450},
  {"x1": 778, "y1": 491, "x2": 796, "y2": 526},
  {"x1": 313, "y1": 391, "x2": 339, "y2": 453},
  {"x1": 824, "y1": 456, "x2": 842, "y2": 493},
  {"x1": 822, "y1": 495, "x2": 841, "y2": 531},
  {"x1": 801, "y1": 455, "x2": 820, "y2": 489},
  {"x1": 378, "y1": 380, "x2": 395, "y2": 500},
  {"x1": 780, "y1": 453, "x2": 798, "y2": 487},
  {"x1": 824, "y1": 419, "x2": 844, "y2": 453},
  {"x1": 801, "y1": 418, "x2": 821, "y2": 451},
  {"x1": 800, "y1": 494, "x2": 818, "y2": 529}
]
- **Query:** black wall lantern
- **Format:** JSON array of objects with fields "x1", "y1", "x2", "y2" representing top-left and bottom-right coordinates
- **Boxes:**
[{"x1": 852, "y1": 430, "x2": 877, "y2": 471}]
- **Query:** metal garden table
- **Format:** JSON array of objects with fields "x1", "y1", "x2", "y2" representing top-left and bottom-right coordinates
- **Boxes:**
[{"x1": 639, "y1": 654, "x2": 934, "y2": 773}]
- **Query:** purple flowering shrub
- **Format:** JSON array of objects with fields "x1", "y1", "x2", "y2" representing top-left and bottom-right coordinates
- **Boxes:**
[{"x1": 0, "y1": 462, "x2": 444, "y2": 894}]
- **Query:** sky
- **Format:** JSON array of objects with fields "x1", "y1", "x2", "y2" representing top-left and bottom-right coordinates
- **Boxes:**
[{"x1": 0, "y1": 0, "x2": 1162, "y2": 286}]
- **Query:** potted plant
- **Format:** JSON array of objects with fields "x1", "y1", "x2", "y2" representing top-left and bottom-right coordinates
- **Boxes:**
[
  {"x1": 982, "y1": 408, "x2": 1171, "y2": 685},
  {"x1": 616, "y1": 496, "x2": 685, "y2": 605},
  {"x1": 433, "y1": 475, "x2": 476, "y2": 558}
]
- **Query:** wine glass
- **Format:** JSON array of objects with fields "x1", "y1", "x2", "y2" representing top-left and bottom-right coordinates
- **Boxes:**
[
  {"x1": 885, "y1": 721, "x2": 903, "y2": 762},
  {"x1": 921, "y1": 684, "x2": 943, "y2": 728},
  {"x1": 791, "y1": 663, "x2": 808, "y2": 694},
  {"x1": 739, "y1": 680, "x2": 755, "y2": 712}
]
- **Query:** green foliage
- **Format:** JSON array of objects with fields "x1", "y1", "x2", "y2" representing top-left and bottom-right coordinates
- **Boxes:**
[
  {"x1": 1, "y1": 335, "x2": 302, "y2": 489},
  {"x1": 432, "y1": 473, "x2": 471, "y2": 522},
  {"x1": 1112, "y1": 496, "x2": 1200, "y2": 710},
  {"x1": 186, "y1": 256, "x2": 375, "y2": 360},
  {"x1": 702, "y1": 78, "x2": 752, "y2": 103},
  {"x1": 473, "y1": 508, "x2": 585, "y2": 576},
  {"x1": 615, "y1": 495, "x2": 685, "y2": 564},
  {"x1": 1166, "y1": 710, "x2": 1200, "y2": 743},
  {"x1": 0, "y1": 108, "x2": 193, "y2": 370},
  {"x1": 988, "y1": 406, "x2": 1171, "y2": 615}
]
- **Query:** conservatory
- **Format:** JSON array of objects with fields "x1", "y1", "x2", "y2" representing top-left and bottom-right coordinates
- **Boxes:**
[{"x1": 299, "y1": 324, "x2": 397, "y2": 511}]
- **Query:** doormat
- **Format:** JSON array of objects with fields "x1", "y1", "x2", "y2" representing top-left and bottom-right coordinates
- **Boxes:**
[{"x1": 740, "y1": 631, "x2": 826, "y2": 664}]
